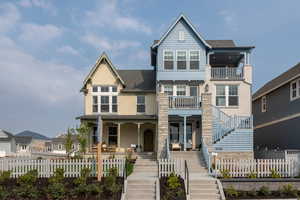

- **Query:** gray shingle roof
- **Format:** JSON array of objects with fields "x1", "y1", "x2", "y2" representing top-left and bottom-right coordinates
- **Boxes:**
[
  {"x1": 17, "y1": 130, "x2": 50, "y2": 140},
  {"x1": 206, "y1": 40, "x2": 236, "y2": 48},
  {"x1": 117, "y1": 70, "x2": 156, "y2": 92},
  {"x1": 15, "y1": 136, "x2": 32, "y2": 144},
  {"x1": 0, "y1": 129, "x2": 14, "y2": 141},
  {"x1": 253, "y1": 63, "x2": 300, "y2": 100}
]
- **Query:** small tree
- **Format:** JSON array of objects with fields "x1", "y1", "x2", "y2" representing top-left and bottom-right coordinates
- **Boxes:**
[
  {"x1": 76, "y1": 122, "x2": 91, "y2": 155},
  {"x1": 65, "y1": 128, "x2": 73, "y2": 158}
]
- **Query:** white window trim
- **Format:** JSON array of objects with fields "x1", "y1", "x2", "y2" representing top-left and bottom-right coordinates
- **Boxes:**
[
  {"x1": 290, "y1": 79, "x2": 300, "y2": 101},
  {"x1": 261, "y1": 96, "x2": 267, "y2": 112},
  {"x1": 215, "y1": 84, "x2": 239, "y2": 107},
  {"x1": 163, "y1": 49, "x2": 174, "y2": 71},
  {"x1": 92, "y1": 85, "x2": 118, "y2": 113},
  {"x1": 189, "y1": 50, "x2": 200, "y2": 71},
  {"x1": 176, "y1": 50, "x2": 188, "y2": 71}
]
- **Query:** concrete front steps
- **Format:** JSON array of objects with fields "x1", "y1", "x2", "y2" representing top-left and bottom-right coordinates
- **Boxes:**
[
  {"x1": 190, "y1": 178, "x2": 221, "y2": 200},
  {"x1": 126, "y1": 152, "x2": 157, "y2": 200}
]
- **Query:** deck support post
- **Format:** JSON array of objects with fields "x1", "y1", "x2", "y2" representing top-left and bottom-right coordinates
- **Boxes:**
[
  {"x1": 183, "y1": 115, "x2": 187, "y2": 151},
  {"x1": 97, "y1": 116, "x2": 103, "y2": 181},
  {"x1": 137, "y1": 123, "x2": 141, "y2": 152},
  {"x1": 117, "y1": 123, "x2": 121, "y2": 148}
]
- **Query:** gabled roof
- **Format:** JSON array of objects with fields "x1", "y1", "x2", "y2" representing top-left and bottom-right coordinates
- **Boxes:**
[
  {"x1": 15, "y1": 136, "x2": 32, "y2": 144},
  {"x1": 0, "y1": 129, "x2": 14, "y2": 141},
  {"x1": 206, "y1": 40, "x2": 236, "y2": 48},
  {"x1": 253, "y1": 62, "x2": 300, "y2": 100},
  {"x1": 151, "y1": 14, "x2": 212, "y2": 49},
  {"x1": 82, "y1": 52, "x2": 125, "y2": 91},
  {"x1": 17, "y1": 130, "x2": 50, "y2": 140}
]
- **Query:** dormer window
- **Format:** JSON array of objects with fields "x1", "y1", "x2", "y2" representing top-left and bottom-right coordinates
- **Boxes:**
[
  {"x1": 177, "y1": 51, "x2": 187, "y2": 70},
  {"x1": 179, "y1": 31, "x2": 185, "y2": 41},
  {"x1": 164, "y1": 51, "x2": 174, "y2": 70},
  {"x1": 190, "y1": 51, "x2": 200, "y2": 70}
]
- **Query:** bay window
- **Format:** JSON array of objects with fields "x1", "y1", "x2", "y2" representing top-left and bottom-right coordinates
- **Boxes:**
[
  {"x1": 164, "y1": 51, "x2": 174, "y2": 70},
  {"x1": 216, "y1": 85, "x2": 239, "y2": 107},
  {"x1": 100, "y1": 96, "x2": 109, "y2": 112},
  {"x1": 92, "y1": 96, "x2": 98, "y2": 113},
  {"x1": 190, "y1": 51, "x2": 200, "y2": 70},
  {"x1": 92, "y1": 85, "x2": 118, "y2": 113},
  {"x1": 177, "y1": 51, "x2": 187, "y2": 70}
]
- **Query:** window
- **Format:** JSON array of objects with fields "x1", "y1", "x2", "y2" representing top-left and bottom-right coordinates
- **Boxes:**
[
  {"x1": 92, "y1": 86, "x2": 98, "y2": 92},
  {"x1": 216, "y1": 85, "x2": 226, "y2": 106},
  {"x1": 176, "y1": 85, "x2": 186, "y2": 96},
  {"x1": 21, "y1": 145, "x2": 27, "y2": 150},
  {"x1": 92, "y1": 127, "x2": 98, "y2": 145},
  {"x1": 190, "y1": 86, "x2": 198, "y2": 96},
  {"x1": 164, "y1": 85, "x2": 173, "y2": 96},
  {"x1": 190, "y1": 51, "x2": 200, "y2": 70},
  {"x1": 100, "y1": 96, "x2": 109, "y2": 112},
  {"x1": 228, "y1": 85, "x2": 238, "y2": 106},
  {"x1": 112, "y1": 96, "x2": 118, "y2": 112},
  {"x1": 101, "y1": 86, "x2": 109, "y2": 92},
  {"x1": 92, "y1": 96, "x2": 98, "y2": 113},
  {"x1": 290, "y1": 80, "x2": 300, "y2": 100},
  {"x1": 164, "y1": 51, "x2": 174, "y2": 70},
  {"x1": 112, "y1": 86, "x2": 117, "y2": 92},
  {"x1": 216, "y1": 85, "x2": 239, "y2": 107},
  {"x1": 137, "y1": 96, "x2": 145, "y2": 113},
  {"x1": 261, "y1": 96, "x2": 267, "y2": 112},
  {"x1": 177, "y1": 51, "x2": 187, "y2": 70},
  {"x1": 179, "y1": 31, "x2": 185, "y2": 41},
  {"x1": 108, "y1": 127, "x2": 118, "y2": 146}
]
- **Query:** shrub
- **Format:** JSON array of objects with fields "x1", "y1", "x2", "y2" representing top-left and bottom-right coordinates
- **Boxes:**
[
  {"x1": 270, "y1": 169, "x2": 281, "y2": 178},
  {"x1": 47, "y1": 183, "x2": 66, "y2": 200},
  {"x1": 126, "y1": 160, "x2": 134, "y2": 176},
  {"x1": 220, "y1": 169, "x2": 231, "y2": 178},
  {"x1": 167, "y1": 173, "x2": 181, "y2": 190},
  {"x1": 49, "y1": 168, "x2": 64, "y2": 184},
  {"x1": 102, "y1": 170, "x2": 121, "y2": 199},
  {"x1": 225, "y1": 186, "x2": 239, "y2": 198},
  {"x1": 0, "y1": 185, "x2": 9, "y2": 200},
  {"x1": 109, "y1": 167, "x2": 118, "y2": 177},
  {"x1": 258, "y1": 186, "x2": 271, "y2": 196},
  {"x1": 74, "y1": 167, "x2": 91, "y2": 186},
  {"x1": 280, "y1": 184, "x2": 298, "y2": 197},
  {"x1": 18, "y1": 169, "x2": 38, "y2": 185},
  {"x1": 14, "y1": 170, "x2": 39, "y2": 200},
  {"x1": 247, "y1": 171, "x2": 257, "y2": 178},
  {"x1": 0, "y1": 171, "x2": 11, "y2": 183}
]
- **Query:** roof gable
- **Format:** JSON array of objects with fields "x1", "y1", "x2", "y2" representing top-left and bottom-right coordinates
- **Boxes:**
[
  {"x1": 82, "y1": 52, "x2": 125, "y2": 91},
  {"x1": 152, "y1": 14, "x2": 211, "y2": 49},
  {"x1": 16, "y1": 130, "x2": 49, "y2": 140}
]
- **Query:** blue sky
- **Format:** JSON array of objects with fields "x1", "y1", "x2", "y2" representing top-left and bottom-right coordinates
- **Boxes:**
[{"x1": 0, "y1": 0, "x2": 299, "y2": 137}]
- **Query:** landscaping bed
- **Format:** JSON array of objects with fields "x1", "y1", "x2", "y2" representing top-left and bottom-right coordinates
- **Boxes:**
[
  {"x1": 160, "y1": 174, "x2": 186, "y2": 200},
  {"x1": 0, "y1": 168, "x2": 123, "y2": 200}
]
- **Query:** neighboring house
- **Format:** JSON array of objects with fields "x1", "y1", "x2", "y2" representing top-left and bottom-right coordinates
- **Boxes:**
[
  {"x1": 253, "y1": 62, "x2": 300, "y2": 150},
  {"x1": 77, "y1": 14, "x2": 255, "y2": 160},
  {"x1": 0, "y1": 129, "x2": 16, "y2": 156},
  {"x1": 46, "y1": 135, "x2": 80, "y2": 154},
  {"x1": 15, "y1": 130, "x2": 50, "y2": 153}
]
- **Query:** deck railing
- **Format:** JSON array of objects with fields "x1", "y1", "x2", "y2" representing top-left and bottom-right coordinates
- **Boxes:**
[
  {"x1": 168, "y1": 96, "x2": 201, "y2": 109},
  {"x1": 211, "y1": 67, "x2": 243, "y2": 80}
]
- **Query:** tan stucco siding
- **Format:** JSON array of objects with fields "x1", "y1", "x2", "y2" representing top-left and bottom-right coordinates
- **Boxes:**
[
  {"x1": 120, "y1": 123, "x2": 138, "y2": 148},
  {"x1": 83, "y1": 62, "x2": 157, "y2": 115}
]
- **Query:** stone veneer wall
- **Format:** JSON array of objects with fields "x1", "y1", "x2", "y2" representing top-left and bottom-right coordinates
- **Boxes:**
[
  {"x1": 157, "y1": 93, "x2": 169, "y2": 159},
  {"x1": 201, "y1": 93, "x2": 213, "y2": 151},
  {"x1": 215, "y1": 152, "x2": 254, "y2": 161}
]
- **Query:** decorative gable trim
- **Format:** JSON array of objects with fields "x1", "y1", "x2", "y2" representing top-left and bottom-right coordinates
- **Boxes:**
[
  {"x1": 151, "y1": 14, "x2": 212, "y2": 49},
  {"x1": 81, "y1": 52, "x2": 125, "y2": 92}
]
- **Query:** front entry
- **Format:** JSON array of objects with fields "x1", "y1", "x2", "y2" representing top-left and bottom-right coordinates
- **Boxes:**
[{"x1": 143, "y1": 129, "x2": 154, "y2": 152}]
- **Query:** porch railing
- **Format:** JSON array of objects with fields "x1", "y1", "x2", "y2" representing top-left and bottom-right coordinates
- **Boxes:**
[
  {"x1": 211, "y1": 67, "x2": 244, "y2": 80},
  {"x1": 212, "y1": 106, "x2": 253, "y2": 143},
  {"x1": 201, "y1": 141, "x2": 212, "y2": 174},
  {"x1": 168, "y1": 96, "x2": 201, "y2": 109}
]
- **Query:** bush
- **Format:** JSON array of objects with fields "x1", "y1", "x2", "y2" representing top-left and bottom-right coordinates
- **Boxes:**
[
  {"x1": 280, "y1": 184, "x2": 298, "y2": 197},
  {"x1": 167, "y1": 173, "x2": 181, "y2": 190},
  {"x1": 258, "y1": 186, "x2": 271, "y2": 196},
  {"x1": 247, "y1": 171, "x2": 257, "y2": 178},
  {"x1": 270, "y1": 169, "x2": 281, "y2": 178},
  {"x1": 126, "y1": 160, "x2": 134, "y2": 176},
  {"x1": 220, "y1": 169, "x2": 231, "y2": 178},
  {"x1": 0, "y1": 171, "x2": 10, "y2": 184},
  {"x1": 225, "y1": 186, "x2": 239, "y2": 198},
  {"x1": 74, "y1": 167, "x2": 91, "y2": 185},
  {"x1": 47, "y1": 183, "x2": 65, "y2": 200},
  {"x1": 0, "y1": 185, "x2": 9, "y2": 200},
  {"x1": 102, "y1": 169, "x2": 121, "y2": 200},
  {"x1": 49, "y1": 168, "x2": 64, "y2": 184},
  {"x1": 14, "y1": 170, "x2": 39, "y2": 200}
]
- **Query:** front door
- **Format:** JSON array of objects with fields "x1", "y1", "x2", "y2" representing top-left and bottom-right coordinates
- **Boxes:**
[{"x1": 143, "y1": 130, "x2": 154, "y2": 152}]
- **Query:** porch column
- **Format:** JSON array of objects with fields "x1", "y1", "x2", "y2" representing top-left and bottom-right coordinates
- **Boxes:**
[
  {"x1": 117, "y1": 123, "x2": 121, "y2": 148},
  {"x1": 183, "y1": 115, "x2": 187, "y2": 151},
  {"x1": 137, "y1": 123, "x2": 141, "y2": 152},
  {"x1": 192, "y1": 121, "x2": 196, "y2": 150}
]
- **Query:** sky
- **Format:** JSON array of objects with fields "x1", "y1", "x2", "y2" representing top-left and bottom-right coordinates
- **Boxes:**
[{"x1": 0, "y1": 0, "x2": 300, "y2": 137}]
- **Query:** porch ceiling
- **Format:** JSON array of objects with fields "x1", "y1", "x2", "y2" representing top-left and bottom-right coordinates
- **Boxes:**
[{"x1": 77, "y1": 114, "x2": 157, "y2": 122}]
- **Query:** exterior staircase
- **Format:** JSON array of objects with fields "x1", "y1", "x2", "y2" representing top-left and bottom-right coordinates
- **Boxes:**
[
  {"x1": 172, "y1": 151, "x2": 223, "y2": 200},
  {"x1": 126, "y1": 153, "x2": 158, "y2": 200}
]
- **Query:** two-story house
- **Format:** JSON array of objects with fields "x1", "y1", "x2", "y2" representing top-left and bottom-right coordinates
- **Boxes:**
[
  {"x1": 77, "y1": 14, "x2": 255, "y2": 160},
  {"x1": 253, "y1": 63, "x2": 300, "y2": 150}
]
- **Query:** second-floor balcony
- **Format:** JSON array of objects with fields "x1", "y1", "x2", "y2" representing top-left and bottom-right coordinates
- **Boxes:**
[
  {"x1": 211, "y1": 67, "x2": 244, "y2": 80},
  {"x1": 168, "y1": 96, "x2": 201, "y2": 110}
]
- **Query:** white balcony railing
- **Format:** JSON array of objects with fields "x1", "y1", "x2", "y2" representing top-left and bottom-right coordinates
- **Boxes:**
[
  {"x1": 211, "y1": 67, "x2": 244, "y2": 80},
  {"x1": 168, "y1": 96, "x2": 201, "y2": 109}
]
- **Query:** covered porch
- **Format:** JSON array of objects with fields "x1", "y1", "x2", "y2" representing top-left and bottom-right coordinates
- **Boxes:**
[{"x1": 168, "y1": 115, "x2": 202, "y2": 152}]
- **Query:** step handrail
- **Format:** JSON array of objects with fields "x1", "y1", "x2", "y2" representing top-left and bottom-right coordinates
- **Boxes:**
[
  {"x1": 121, "y1": 160, "x2": 127, "y2": 199},
  {"x1": 216, "y1": 179, "x2": 226, "y2": 200},
  {"x1": 184, "y1": 160, "x2": 190, "y2": 197}
]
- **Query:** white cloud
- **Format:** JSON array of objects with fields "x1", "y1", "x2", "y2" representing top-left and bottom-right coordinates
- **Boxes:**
[
  {"x1": 0, "y1": 3, "x2": 21, "y2": 33},
  {"x1": 19, "y1": 23, "x2": 63, "y2": 44},
  {"x1": 81, "y1": 33, "x2": 140, "y2": 51},
  {"x1": 85, "y1": 0, "x2": 151, "y2": 34},
  {"x1": 219, "y1": 10, "x2": 239, "y2": 32},
  {"x1": 57, "y1": 45, "x2": 80, "y2": 56}
]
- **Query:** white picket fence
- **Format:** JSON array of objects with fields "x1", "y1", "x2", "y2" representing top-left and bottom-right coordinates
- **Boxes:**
[
  {"x1": 158, "y1": 159, "x2": 184, "y2": 177},
  {"x1": 0, "y1": 158, "x2": 125, "y2": 178},
  {"x1": 215, "y1": 159, "x2": 297, "y2": 178}
]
